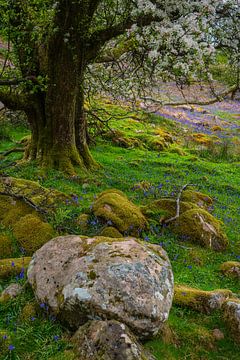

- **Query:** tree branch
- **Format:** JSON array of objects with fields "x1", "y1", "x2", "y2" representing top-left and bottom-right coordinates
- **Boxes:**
[
  {"x1": 141, "y1": 84, "x2": 239, "y2": 107},
  {"x1": 0, "y1": 89, "x2": 32, "y2": 111},
  {"x1": 89, "y1": 13, "x2": 160, "y2": 52}
]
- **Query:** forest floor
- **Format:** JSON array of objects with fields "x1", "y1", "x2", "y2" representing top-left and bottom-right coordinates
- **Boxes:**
[{"x1": 0, "y1": 87, "x2": 240, "y2": 359}]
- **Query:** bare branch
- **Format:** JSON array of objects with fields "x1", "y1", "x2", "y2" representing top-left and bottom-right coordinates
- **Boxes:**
[
  {"x1": 164, "y1": 184, "x2": 194, "y2": 224},
  {"x1": 141, "y1": 84, "x2": 239, "y2": 107}
]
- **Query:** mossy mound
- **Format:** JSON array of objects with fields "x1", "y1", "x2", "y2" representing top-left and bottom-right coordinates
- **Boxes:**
[
  {"x1": 171, "y1": 209, "x2": 228, "y2": 251},
  {"x1": 13, "y1": 214, "x2": 55, "y2": 255},
  {"x1": 174, "y1": 285, "x2": 232, "y2": 314},
  {"x1": 220, "y1": 261, "x2": 240, "y2": 278},
  {"x1": 99, "y1": 226, "x2": 123, "y2": 238},
  {"x1": 0, "y1": 257, "x2": 31, "y2": 279},
  {"x1": 0, "y1": 176, "x2": 69, "y2": 211},
  {"x1": 0, "y1": 196, "x2": 36, "y2": 227},
  {"x1": 0, "y1": 234, "x2": 14, "y2": 258},
  {"x1": 142, "y1": 198, "x2": 198, "y2": 219},
  {"x1": 92, "y1": 189, "x2": 147, "y2": 235},
  {"x1": 181, "y1": 190, "x2": 213, "y2": 211}
]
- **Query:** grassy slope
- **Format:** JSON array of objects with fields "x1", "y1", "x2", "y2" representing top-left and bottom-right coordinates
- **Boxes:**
[{"x1": 0, "y1": 107, "x2": 239, "y2": 359}]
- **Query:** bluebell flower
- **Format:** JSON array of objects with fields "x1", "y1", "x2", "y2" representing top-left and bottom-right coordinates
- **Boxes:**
[{"x1": 8, "y1": 345, "x2": 15, "y2": 351}]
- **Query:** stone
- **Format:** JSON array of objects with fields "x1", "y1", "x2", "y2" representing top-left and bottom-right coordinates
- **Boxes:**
[
  {"x1": 28, "y1": 235, "x2": 174, "y2": 339},
  {"x1": 223, "y1": 300, "x2": 240, "y2": 343},
  {"x1": 171, "y1": 209, "x2": 228, "y2": 251},
  {"x1": 72, "y1": 320, "x2": 156, "y2": 360},
  {"x1": 174, "y1": 285, "x2": 232, "y2": 314},
  {"x1": 0, "y1": 283, "x2": 22, "y2": 302},
  {"x1": 220, "y1": 261, "x2": 240, "y2": 279},
  {"x1": 212, "y1": 328, "x2": 224, "y2": 341},
  {"x1": 92, "y1": 190, "x2": 147, "y2": 236}
]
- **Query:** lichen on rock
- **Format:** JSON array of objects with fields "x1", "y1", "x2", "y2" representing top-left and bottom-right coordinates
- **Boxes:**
[
  {"x1": 72, "y1": 320, "x2": 156, "y2": 359},
  {"x1": 27, "y1": 235, "x2": 174, "y2": 339},
  {"x1": 223, "y1": 299, "x2": 240, "y2": 343}
]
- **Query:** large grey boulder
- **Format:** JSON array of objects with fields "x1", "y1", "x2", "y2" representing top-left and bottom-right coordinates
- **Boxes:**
[
  {"x1": 28, "y1": 235, "x2": 174, "y2": 339},
  {"x1": 72, "y1": 320, "x2": 156, "y2": 360}
]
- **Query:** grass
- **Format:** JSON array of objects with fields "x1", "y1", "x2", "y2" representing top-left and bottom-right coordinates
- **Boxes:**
[{"x1": 0, "y1": 104, "x2": 240, "y2": 359}]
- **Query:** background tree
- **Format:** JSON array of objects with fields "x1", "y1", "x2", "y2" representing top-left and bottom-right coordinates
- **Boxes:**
[{"x1": 0, "y1": 0, "x2": 239, "y2": 174}]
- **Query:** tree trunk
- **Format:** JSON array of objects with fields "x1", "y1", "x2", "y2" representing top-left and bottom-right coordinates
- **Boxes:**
[{"x1": 23, "y1": 34, "x2": 97, "y2": 174}]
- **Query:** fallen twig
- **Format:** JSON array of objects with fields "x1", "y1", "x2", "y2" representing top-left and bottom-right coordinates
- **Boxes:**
[{"x1": 164, "y1": 184, "x2": 194, "y2": 224}]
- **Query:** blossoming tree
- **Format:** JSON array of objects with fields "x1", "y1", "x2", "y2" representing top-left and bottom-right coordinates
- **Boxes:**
[{"x1": 0, "y1": 0, "x2": 239, "y2": 173}]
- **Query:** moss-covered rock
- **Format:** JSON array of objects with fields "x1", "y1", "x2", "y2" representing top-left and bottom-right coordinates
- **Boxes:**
[
  {"x1": 0, "y1": 283, "x2": 23, "y2": 303},
  {"x1": 0, "y1": 177, "x2": 69, "y2": 211},
  {"x1": 220, "y1": 261, "x2": 240, "y2": 278},
  {"x1": 13, "y1": 214, "x2": 55, "y2": 255},
  {"x1": 223, "y1": 299, "x2": 240, "y2": 343},
  {"x1": 99, "y1": 226, "x2": 123, "y2": 238},
  {"x1": 0, "y1": 234, "x2": 14, "y2": 258},
  {"x1": 142, "y1": 198, "x2": 198, "y2": 219},
  {"x1": 0, "y1": 257, "x2": 31, "y2": 279},
  {"x1": 181, "y1": 190, "x2": 213, "y2": 211},
  {"x1": 174, "y1": 285, "x2": 232, "y2": 314},
  {"x1": 171, "y1": 209, "x2": 228, "y2": 251},
  {"x1": 1, "y1": 198, "x2": 36, "y2": 227},
  {"x1": 92, "y1": 189, "x2": 147, "y2": 235}
]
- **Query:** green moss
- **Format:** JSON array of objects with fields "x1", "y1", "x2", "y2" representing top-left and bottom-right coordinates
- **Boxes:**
[
  {"x1": 19, "y1": 302, "x2": 37, "y2": 322},
  {"x1": 93, "y1": 190, "x2": 147, "y2": 235},
  {"x1": 0, "y1": 257, "x2": 31, "y2": 279},
  {"x1": 142, "y1": 199, "x2": 198, "y2": 219},
  {"x1": 220, "y1": 261, "x2": 240, "y2": 278},
  {"x1": 174, "y1": 285, "x2": 232, "y2": 314},
  {"x1": 13, "y1": 214, "x2": 55, "y2": 255},
  {"x1": 0, "y1": 177, "x2": 69, "y2": 211},
  {"x1": 99, "y1": 226, "x2": 123, "y2": 238},
  {"x1": 181, "y1": 190, "x2": 213, "y2": 210},
  {"x1": 0, "y1": 234, "x2": 14, "y2": 258},
  {"x1": 171, "y1": 208, "x2": 228, "y2": 251}
]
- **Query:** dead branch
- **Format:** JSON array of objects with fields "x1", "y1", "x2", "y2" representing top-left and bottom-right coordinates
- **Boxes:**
[{"x1": 164, "y1": 184, "x2": 194, "y2": 224}]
